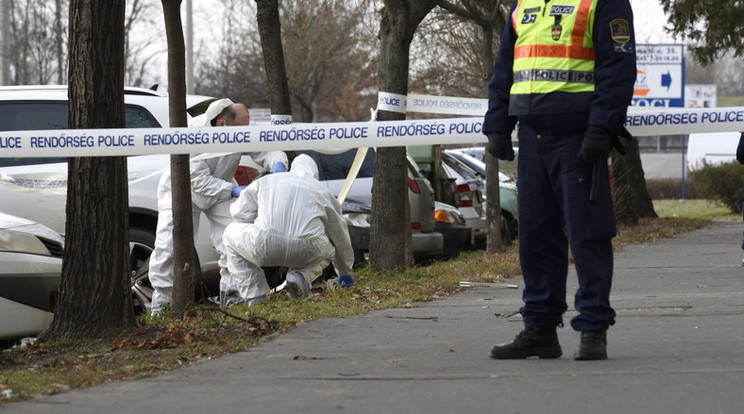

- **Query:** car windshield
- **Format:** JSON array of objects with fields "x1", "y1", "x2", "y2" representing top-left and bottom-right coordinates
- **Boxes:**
[
  {"x1": 0, "y1": 101, "x2": 161, "y2": 132},
  {"x1": 0, "y1": 102, "x2": 162, "y2": 166}
]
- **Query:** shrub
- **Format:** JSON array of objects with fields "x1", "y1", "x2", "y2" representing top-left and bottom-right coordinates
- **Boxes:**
[
  {"x1": 645, "y1": 177, "x2": 698, "y2": 200},
  {"x1": 690, "y1": 161, "x2": 744, "y2": 213}
]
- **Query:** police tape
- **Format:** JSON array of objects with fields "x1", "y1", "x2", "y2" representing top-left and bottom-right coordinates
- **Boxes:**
[
  {"x1": 0, "y1": 118, "x2": 486, "y2": 158},
  {"x1": 408, "y1": 93, "x2": 488, "y2": 116},
  {"x1": 1, "y1": 107, "x2": 743, "y2": 158},
  {"x1": 377, "y1": 92, "x2": 408, "y2": 113}
]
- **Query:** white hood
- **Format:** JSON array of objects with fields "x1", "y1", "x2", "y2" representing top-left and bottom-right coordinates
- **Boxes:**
[
  {"x1": 188, "y1": 98, "x2": 234, "y2": 127},
  {"x1": 290, "y1": 154, "x2": 319, "y2": 180}
]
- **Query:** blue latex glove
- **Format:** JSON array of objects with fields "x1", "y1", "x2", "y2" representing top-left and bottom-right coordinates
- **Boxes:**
[
  {"x1": 338, "y1": 275, "x2": 354, "y2": 287},
  {"x1": 270, "y1": 162, "x2": 287, "y2": 173},
  {"x1": 231, "y1": 186, "x2": 247, "y2": 197}
]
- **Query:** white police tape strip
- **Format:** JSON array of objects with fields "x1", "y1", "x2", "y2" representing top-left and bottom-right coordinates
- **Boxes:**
[
  {"x1": 408, "y1": 93, "x2": 487, "y2": 116},
  {"x1": 377, "y1": 92, "x2": 407, "y2": 113},
  {"x1": 1, "y1": 107, "x2": 742, "y2": 158},
  {"x1": 624, "y1": 107, "x2": 744, "y2": 136},
  {"x1": 0, "y1": 118, "x2": 486, "y2": 158},
  {"x1": 407, "y1": 93, "x2": 744, "y2": 135},
  {"x1": 270, "y1": 114, "x2": 293, "y2": 125}
]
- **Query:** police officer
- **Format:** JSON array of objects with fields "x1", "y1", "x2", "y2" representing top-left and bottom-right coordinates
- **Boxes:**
[{"x1": 484, "y1": 0, "x2": 636, "y2": 360}]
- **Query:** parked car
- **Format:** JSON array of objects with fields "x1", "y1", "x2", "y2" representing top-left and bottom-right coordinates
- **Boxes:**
[
  {"x1": 410, "y1": 146, "x2": 518, "y2": 246},
  {"x1": 449, "y1": 146, "x2": 518, "y2": 182},
  {"x1": 444, "y1": 149, "x2": 518, "y2": 245},
  {"x1": 685, "y1": 131, "x2": 740, "y2": 171},
  {"x1": 0, "y1": 212, "x2": 63, "y2": 346},
  {"x1": 439, "y1": 151, "x2": 487, "y2": 246},
  {"x1": 295, "y1": 148, "x2": 472, "y2": 261},
  {"x1": 433, "y1": 201, "x2": 473, "y2": 257},
  {"x1": 0, "y1": 85, "x2": 222, "y2": 313}
]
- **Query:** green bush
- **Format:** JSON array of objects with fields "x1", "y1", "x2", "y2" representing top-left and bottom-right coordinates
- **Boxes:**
[
  {"x1": 645, "y1": 177, "x2": 698, "y2": 200},
  {"x1": 690, "y1": 161, "x2": 744, "y2": 213}
]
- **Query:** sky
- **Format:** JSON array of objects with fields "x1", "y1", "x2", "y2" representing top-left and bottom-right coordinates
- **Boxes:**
[{"x1": 629, "y1": 0, "x2": 679, "y2": 44}]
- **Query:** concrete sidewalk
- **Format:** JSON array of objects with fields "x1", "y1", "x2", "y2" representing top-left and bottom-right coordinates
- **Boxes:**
[{"x1": 5, "y1": 221, "x2": 744, "y2": 414}]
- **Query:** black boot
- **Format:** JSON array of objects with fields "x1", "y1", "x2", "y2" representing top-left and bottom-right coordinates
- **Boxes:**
[
  {"x1": 574, "y1": 330, "x2": 607, "y2": 360},
  {"x1": 490, "y1": 326, "x2": 562, "y2": 359}
]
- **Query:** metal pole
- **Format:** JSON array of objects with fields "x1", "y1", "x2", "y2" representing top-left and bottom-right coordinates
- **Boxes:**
[{"x1": 681, "y1": 134, "x2": 686, "y2": 200}]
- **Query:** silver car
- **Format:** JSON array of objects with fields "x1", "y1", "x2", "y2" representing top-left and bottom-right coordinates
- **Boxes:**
[
  {"x1": 0, "y1": 212, "x2": 63, "y2": 344},
  {"x1": 444, "y1": 149, "x2": 518, "y2": 245},
  {"x1": 0, "y1": 85, "x2": 221, "y2": 312}
]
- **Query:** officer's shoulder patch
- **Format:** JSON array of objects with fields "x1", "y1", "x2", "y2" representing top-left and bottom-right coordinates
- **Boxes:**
[
  {"x1": 610, "y1": 19, "x2": 631, "y2": 43},
  {"x1": 613, "y1": 43, "x2": 634, "y2": 54}
]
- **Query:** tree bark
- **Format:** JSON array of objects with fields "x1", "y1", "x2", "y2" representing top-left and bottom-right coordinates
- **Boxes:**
[
  {"x1": 41, "y1": 0, "x2": 135, "y2": 341},
  {"x1": 371, "y1": 0, "x2": 437, "y2": 271},
  {"x1": 480, "y1": 24, "x2": 503, "y2": 253},
  {"x1": 162, "y1": 0, "x2": 196, "y2": 317},
  {"x1": 611, "y1": 140, "x2": 657, "y2": 226},
  {"x1": 255, "y1": 0, "x2": 293, "y2": 117}
]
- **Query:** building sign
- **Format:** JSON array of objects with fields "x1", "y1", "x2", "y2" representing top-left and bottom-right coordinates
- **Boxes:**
[
  {"x1": 632, "y1": 44, "x2": 685, "y2": 108},
  {"x1": 685, "y1": 84, "x2": 716, "y2": 108}
]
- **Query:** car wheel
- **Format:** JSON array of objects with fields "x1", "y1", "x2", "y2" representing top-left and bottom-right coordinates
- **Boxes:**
[
  {"x1": 129, "y1": 227, "x2": 155, "y2": 315},
  {"x1": 501, "y1": 211, "x2": 517, "y2": 246}
]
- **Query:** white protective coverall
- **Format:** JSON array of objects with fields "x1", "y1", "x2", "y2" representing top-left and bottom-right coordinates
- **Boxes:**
[
  {"x1": 148, "y1": 98, "x2": 287, "y2": 314},
  {"x1": 223, "y1": 154, "x2": 354, "y2": 300}
]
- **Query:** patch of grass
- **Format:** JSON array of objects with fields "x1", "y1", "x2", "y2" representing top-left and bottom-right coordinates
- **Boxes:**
[
  {"x1": 653, "y1": 199, "x2": 740, "y2": 221},
  {"x1": 0, "y1": 212, "x2": 714, "y2": 405}
]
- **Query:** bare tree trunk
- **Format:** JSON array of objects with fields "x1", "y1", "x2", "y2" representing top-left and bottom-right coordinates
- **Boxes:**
[
  {"x1": 0, "y1": 0, "x2": 9, "y2": 85},
  {"x1": 480, "y1": 24, "x2": 503, "y2": 253},
  {"x1": 611, "y1": 140, "x2": 657, "y2": 226},
  {"x1": 54, "y1": 0, "x2": 64, "y2": 84},
  {"x1": 41, "y1": 0, "x2": 135, "y2": 341},
  {"x1": 162, "y1": 0, "x2": 196, "y2": 317},
  {"x1": 372, "y1": 0, "x2": 437, "y2": 271},
  {"x1": 255, "y1": 0, "x2": 292, "y2": 117}
]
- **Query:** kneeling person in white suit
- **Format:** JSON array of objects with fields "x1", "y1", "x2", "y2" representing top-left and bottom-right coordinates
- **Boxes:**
[{"x1": 223, "y1": 154, "x2": 355, "y2": 303}]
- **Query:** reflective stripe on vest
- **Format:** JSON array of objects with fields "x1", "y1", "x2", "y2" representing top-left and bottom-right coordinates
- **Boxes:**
[{"x1": 511, "y1": 0, "x2": 597, "y2": 95}]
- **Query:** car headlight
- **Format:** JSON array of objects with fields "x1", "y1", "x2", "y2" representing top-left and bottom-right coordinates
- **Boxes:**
[
  {"x1": 435, "y1": 208, "x2": 466, "y2": 225},
  {"x1": 0, "y1": 229, "x2": 53, "y2": 256}
]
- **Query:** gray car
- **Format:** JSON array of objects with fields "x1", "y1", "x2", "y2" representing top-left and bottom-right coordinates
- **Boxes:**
[
  {"x1": 0, "y1": 212, "x2": 63, "y2": 345},
  {"x1": 0, "y1": 85, "x2": 221, "y2": 313}
]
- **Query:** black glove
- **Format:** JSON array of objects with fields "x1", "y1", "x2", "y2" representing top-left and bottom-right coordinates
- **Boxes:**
[
  {"x1": 736, "y1": 133, "x2": 744, "y2": 165},
  {"x1": 487, "y1": 134, "x2": 515, "y2": 161},
  {"x1": 612, "y1": 126, "x2": 633, "y2": 156},
  {"x1": 578, "y1": 129, "x2": 611, "y2": 163}
]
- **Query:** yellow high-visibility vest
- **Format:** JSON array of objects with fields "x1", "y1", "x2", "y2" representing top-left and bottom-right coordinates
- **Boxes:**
[{"x1": 511, "y1": 0, "x2": 598, "y2": 95}]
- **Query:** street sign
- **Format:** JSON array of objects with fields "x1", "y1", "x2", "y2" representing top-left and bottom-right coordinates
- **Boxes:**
[{"x1": 632, "y1": 44, "x2": 685, "y2": 108}]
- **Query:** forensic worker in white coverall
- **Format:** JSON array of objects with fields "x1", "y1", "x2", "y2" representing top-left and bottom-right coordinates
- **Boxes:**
[
  {"x1": 222, "y1": 154, "x2": 355, "y2": 304},
  {"x1": 148, "y1": 98, "x2": 288, "y2": 315}
]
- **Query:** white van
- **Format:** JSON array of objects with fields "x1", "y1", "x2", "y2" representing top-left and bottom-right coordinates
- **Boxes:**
[{"x1": 685, "y1": 131, "x2": 741, "y2": 171}]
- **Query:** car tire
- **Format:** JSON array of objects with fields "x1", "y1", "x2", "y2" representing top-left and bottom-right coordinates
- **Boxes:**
[{"x1": 129, "y1": 227, "x2": 155, "y2": 315}]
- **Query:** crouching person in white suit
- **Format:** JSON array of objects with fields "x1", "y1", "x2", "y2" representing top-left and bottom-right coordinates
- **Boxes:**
[{"x1": 223, "y1": 154, "x2": 355, "y2": 304}]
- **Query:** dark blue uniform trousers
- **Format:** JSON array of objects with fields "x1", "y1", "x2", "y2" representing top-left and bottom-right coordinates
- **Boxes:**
[{"x1": 516, "y1": 124, "x2": 616, "y2": 331}]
